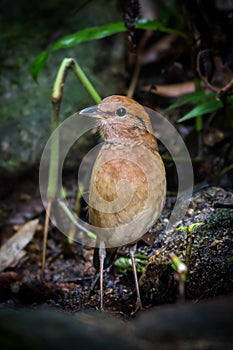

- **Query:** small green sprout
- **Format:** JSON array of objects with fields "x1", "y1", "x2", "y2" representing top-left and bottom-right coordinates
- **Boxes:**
[
  {"x1": 114, "y1": 253, "x2": 148, "y2": 273},
  {"x1": 176, "y1": 222, "x2": 204, "y2": 273},
  {"x1": 170, "y1": 253, "x2": 187, "y2": 282},
  {"x1": 170, "y1": 252, "x2": 188, "y2": 302}
]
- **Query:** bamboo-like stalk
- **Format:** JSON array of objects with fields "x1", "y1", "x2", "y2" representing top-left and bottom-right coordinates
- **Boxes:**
[{"x1": 41, "y1": 58, "x2": 101, "y2": 278}]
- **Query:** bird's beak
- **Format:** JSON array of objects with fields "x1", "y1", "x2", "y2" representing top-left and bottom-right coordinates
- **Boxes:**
[{"x1": 79, "y1": 106, "x2": 105, "y2": 119}]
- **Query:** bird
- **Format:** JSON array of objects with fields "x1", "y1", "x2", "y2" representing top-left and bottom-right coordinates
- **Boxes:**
[{"x1": 80, "y1": 95, "x2": 166, "y2": 312}]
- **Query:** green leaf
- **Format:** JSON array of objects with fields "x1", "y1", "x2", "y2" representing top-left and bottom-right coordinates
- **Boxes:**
[
  {"x1": 114, "y1": 257, "x2": 132, "y2": 273},
  {"x1": 30, "y1": 51, "x2": 49, "y2": 81},
  {"x1": 114, "y1": 255, "x2": 147, "y2": 273},
  {"x1": 52, "y1": 22, "x2": 126, "y2": 50},
  {"x1": 51, "y1": 19, "x2": 187, "y2": 51},
  {"x1": 188, "y1": 222, "x2": 204, "y2": 231},
  {"x1": 176, "y1": 222, "x2": 204, "y2": 232},
  {"x1": 30, "y1": 19, "x2": 187, "y2": 79},
  {"x1": 177, "y1": 99, "x2": 223, "y2": 122},
  {"x1": 171, "y1": 263, "x2": 177, "y2": 271},
  {"x1": 136, "y1": 19, "x2": 187, "y2": 39},
  {"x1": 165, "y1": 92, "x2": 215, "y2": 111},
  {"x1": 220, "y1": 163, "x2": 233, "y2": 176},
  {"x1": 134, "y1": 253, "x2": 149, "y2": 260}
]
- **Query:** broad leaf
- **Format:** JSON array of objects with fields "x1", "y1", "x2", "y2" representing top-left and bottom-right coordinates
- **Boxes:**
[
  {"x1": 177, "y1": 99, "x2": 223, "y2": 122},
  {"x1": 30, "y1": 51, "x2": 49, "y2": 81},
  {"x1": 52, "y1": 22, "x2": 126, "y2": 50},
  {"x1": 165, "y1": 92, "x2": 215, "y2": 111},
  {"x1": 136, "y1": 19, "x2": 187, "y2": 38},
  {"x1": 30, "y1": 19, "x2": 187, "y2": 79},
  {"x1": 52, "y1": 19, "x2": 186, "y2": 51}
]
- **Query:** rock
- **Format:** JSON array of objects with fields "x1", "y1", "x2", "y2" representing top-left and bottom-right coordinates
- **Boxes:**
[
  {"x1": 136, "y1": 294, "x2": 233, "y2": 350},
  {"x1": 0, "y1": 0, "x2": 124, "y2": 177},
  {"x1": 0, "y1": 307, "x2": 149, "y2": 350},
  {"x1": 0, "y1": 295, "x2": 232, "y2": 350},
  {"x1": 140, "y1": 187, "x2": 233, "y2": 305}
]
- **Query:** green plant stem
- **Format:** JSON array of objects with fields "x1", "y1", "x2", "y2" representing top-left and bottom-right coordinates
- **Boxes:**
[
  {"x1": 51, "y1": 58, "x2": 101, "y2": 104},
  {"x1": 47, "y1": 107, "x2": 60, "y2": 199},
  {"x1": 170, "y1": 253, "x2": 187, "y2": 302},
  {"x1": 42, "y1": 57, "x2": 101, "y2": 277},
  {"x1": 71, "y1": 60, "x2": 101, "y2": 104},
  {"x1": 47, "y1": 58, "x2": 101, "y2": 200}
]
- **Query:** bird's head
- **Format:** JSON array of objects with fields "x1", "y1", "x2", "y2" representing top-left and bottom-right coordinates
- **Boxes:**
[{"x1": 80, "y1": 95, "x2": 157, "y2": 149}]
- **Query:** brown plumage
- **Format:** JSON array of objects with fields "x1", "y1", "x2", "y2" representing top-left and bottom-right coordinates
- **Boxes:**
[{"x1": 80, "y1": 95, "x2": 166, "y2": 312}]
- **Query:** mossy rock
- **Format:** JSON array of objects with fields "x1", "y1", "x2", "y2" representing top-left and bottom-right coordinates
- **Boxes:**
[{"x1": 0, "y1": 0, "x2": 124, "y2": 177}]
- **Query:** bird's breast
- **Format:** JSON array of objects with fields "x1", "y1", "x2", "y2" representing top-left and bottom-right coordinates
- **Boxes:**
[{"x1": 88, "y1": 142, "x2": 166, "y2": 245}]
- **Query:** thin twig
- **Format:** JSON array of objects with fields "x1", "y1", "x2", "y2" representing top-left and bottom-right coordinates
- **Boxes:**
[{"x1": 41, "y1": 199, "x2": 52, "y2": 278}]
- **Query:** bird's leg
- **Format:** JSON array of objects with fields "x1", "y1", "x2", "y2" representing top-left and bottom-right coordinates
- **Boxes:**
[
  {"x1": 99, "y1": 241, "x2": 106, "y2": 311},
  {"x1": 130, "y1": 244, "x2": 144, "y2": 313}
]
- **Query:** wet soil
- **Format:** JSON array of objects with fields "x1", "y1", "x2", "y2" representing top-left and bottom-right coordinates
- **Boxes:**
[{"x1": 0, "y1": 177, "x2": 232, "y2": 317}]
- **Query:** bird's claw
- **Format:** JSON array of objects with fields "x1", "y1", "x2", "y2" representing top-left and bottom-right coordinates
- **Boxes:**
[{"x1": 130, "y1": 298, "x2": 145, "y2": 315}]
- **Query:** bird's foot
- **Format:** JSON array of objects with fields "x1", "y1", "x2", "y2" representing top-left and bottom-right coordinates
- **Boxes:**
[
  {"x1": 99, "y1": 300, "x2": 105, "y2": 312},
  {"x1": 97, "y1": 305, "x2": 125, "y2": 316},
  {"x1": 130, "y1": 298, "x2": 145, "y2": 315}
]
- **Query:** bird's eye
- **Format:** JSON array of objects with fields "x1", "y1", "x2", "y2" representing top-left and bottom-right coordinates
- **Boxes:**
[{"x1": 116, "y1": 107, "x2": 126, "y2": 117}]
